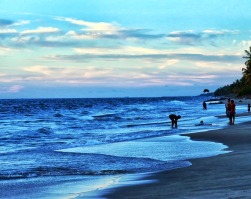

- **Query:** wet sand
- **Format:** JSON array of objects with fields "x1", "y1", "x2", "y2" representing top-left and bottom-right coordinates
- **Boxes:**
[{"x1": 104, "y1": 121, "x2": 251, "y2": 199}]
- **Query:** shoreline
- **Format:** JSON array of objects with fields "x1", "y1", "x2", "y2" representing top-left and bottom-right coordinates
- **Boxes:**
[
  {"x1": 103, "y1": 121, "x2": 251, "y2": 199},
  {"x1": 1, "y1": 101, "x2": 250, "y2": 199}
]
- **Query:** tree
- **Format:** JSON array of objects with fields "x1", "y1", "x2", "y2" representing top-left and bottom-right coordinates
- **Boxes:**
[
  {"x1": 215, "y1": 46, "x2": 251, "y2": 97},
  {"x1": 242, "y1": 46, "x2": 251, "y2": 85}
]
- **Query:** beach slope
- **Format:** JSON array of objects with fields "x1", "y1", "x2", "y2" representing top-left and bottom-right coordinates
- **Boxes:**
[{"x1": 105, "y1": 122, "x2": 251, "y2": 199}]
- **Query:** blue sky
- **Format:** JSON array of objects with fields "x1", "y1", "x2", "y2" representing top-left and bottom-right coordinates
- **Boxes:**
[{"x1": 0, "y1": 0, "x2": 251, "y2": 98}]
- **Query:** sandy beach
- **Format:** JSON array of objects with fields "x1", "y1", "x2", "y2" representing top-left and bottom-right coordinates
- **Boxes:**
[{"x1": 104, "y1": 121, "x2": 251, "y2": 199}]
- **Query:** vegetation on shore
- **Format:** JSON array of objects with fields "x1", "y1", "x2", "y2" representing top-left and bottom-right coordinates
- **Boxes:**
[{"x1": 214, "y1": 46, "x2": 251, "y2": 97}]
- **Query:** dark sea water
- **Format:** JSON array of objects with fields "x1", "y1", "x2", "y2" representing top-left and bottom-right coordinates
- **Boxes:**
[{"x1": 0, "y1": 97, "x2": 249, "y2": 198}]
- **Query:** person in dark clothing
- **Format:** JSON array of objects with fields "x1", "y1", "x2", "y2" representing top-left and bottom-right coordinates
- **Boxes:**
[
  {"x1": 225, "y1": 98, "x2": 231, "y2": 123},
  {"x1": 229, "y1": 100, "x2": 236, "y2": 125},
  {"x1": 203, "y1": 101, "x2": 207, "y2": 110},
  {"x1": 169, "y1": 114, "x2": 181, "y2": 128}
]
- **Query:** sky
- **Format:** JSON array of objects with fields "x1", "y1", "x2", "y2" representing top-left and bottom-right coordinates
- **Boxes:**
[{"x1": 0, "y1": 0, "x2": 251, "y2": 98}]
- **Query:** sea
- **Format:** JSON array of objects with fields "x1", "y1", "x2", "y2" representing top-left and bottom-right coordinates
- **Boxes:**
[{"x1": 0, "y1": 96, "x2": 250, "y2": 199}]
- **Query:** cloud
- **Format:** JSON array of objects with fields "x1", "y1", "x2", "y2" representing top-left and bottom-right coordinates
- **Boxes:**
[
  {"x1": 21, "y1": 27, "x2": 60, "y2": 34},
  {"x1": 56, "y1": 17, "x2": 122, "y2": 33},
  {"x1": 0, "y1": 19, "x2": 29, "y2": 28},
  {"x1": 167, "y1": 29, "x2": 239, "y2": 45},
  {"x1": 158, "y1": 59, "x2": 179, "y2": 69},
  {"x1": 0, "y1": 46, "x2": 15, "y2": 54},
  {"x1": 74, "y1": 46, "x2": 165, "y2": 55},
  {"x1": 48, "y1": 51, "x2": 241, "y2": 64},
  {"x1": 0, "y1": 29, "x2": 18, "y2": 34},
  {"x1": 8, "y1": 85, "x2": 24, "y2": 93},
  {"x1": 0, "y1": 85, "x2": 24, "y2": 93},
  {"x1": 202, "y1": 29, "x2": 239, "y2": 36},
  {"x1": 0, "y1": 16, "x2": 241, "y2": 52},
  {"x1": 0, "y1": 20, "x2": 27, "y2": 39},
  {"x1": 168, "y1": 74, "x2": 217, "y2": 80},
  {"x1": 167, "y1": 30, "x2": 201, "y2": 45},
  {"x1": 241, "y1": 40, "x2": 251, "y2": 47},
  {"x1": 23, "y1": 65, "x2": 56, "y2": 75},
  {"x1": 21, "y1": 64, "x2": 155, "y2": 86},
  {"x1": 22, "y1": 65, "x2": 112, "y2": 83},
  {"x1": 11, "y1": 20, "x2": 30, "y2": 26},
  {"x1": 56, "y1": 17, "x2": 165, "y2": 40},
  {"x1": 17, "y1": 61, "x2": 228, "y2": 88}
]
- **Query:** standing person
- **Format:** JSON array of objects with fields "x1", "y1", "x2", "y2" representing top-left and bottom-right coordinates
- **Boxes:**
[
  {"x1": 230, "y1": 100, "x2": 236, "y2": 125},
  {"x1": 169, "y1": 114, "x2": 181, "y2": 128},
  {"x1": 248, "y1": 103, "x2": 251, "y2": 112},
  {"x1": 203, "y1": 101, "x2": 207, "y2": 110},
  {"x1": 225, "y1": 98, "x2": 231, "y2": 122}
]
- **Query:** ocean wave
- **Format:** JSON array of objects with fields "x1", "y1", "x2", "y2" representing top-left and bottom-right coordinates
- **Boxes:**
[
  {"x1": 93, "y1": 113, "x2": 122, "y2": 121},
  {"x1": 167, "y1": 100, "x2": 187, "y2": 107},
  {"x1": 0, "y1": 168, "x2": 129, "y2": 180},
  {"x1": 54, "y1": 113, "x2": 63, "y2": 117},
  {"x1": 126, "y1": 121, "x2": 169, "y2": 127},
  {"x1": 8, "y1": 127, "x2": 55, "y2": 142},
  {"x1": 37, "y1": 127, "x2": 54, "y2": 135},
  {"x1": 96, "y1": 129, "x2": 174, "y2": 145},
  {"x1": 85, "y1": 139, "x2": 104, "y2": 146}
]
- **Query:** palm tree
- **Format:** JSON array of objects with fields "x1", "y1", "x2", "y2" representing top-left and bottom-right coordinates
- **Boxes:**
[{"x1": 242, "y1": 46, "x2": 251, "y2": 84}]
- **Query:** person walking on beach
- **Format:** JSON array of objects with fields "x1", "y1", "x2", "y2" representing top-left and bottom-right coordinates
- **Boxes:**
[
  {"x1": 225, "y1": 98, "x2": 231, "y2": 122},
  {"x1": 203, "y1": 101, "x2": 207, "y2": 110},
  {"x1": 169, "y1": 114, "x2": 181, "y2": 128},
  {"x1": 230, "y1": 100, "x2": 236, "y2": 125}
]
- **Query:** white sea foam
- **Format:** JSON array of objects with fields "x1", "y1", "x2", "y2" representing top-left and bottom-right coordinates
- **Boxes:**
[{"x1": 58, "y1": 135, "x2": 229, "y2": 162}]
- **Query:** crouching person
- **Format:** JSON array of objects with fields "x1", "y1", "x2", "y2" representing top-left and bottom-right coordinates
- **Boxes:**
[{"x1": 169, "y1": 114, "x2": 181, "y2": 128}]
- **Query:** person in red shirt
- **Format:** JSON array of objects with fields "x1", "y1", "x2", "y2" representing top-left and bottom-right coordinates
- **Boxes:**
[
  {"x1": 225, "y1": 98, "x2": 231, "y2": 122},
  {"x1": 230, "y1": 100, "x2": 236, "y2": 125}
]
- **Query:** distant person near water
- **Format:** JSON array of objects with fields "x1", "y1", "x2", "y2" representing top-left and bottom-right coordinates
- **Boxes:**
[
  {"x1": 203, "y1": 101, "x2": 207, "y2": 110},
  {"x1": 248, "y1": 103, "x2": 251, "y2": 112},
  {"x1": 169, "y1": 114, "x2": 181, "y2": 128},
  {"x1": 195, "y1": 120, "x2": 204, "y2": 126},
  {"x1": 225, "y1": 98, "x2": 231, "y2": 122},
  {"x1": 195, "y1": 120, "x2": 212, "y2": 126},
  {"x1": 230, "y1": 100, "x2": 236, "y2": 125}
]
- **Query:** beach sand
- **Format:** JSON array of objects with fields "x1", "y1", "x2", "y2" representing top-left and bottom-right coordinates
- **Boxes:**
[{"x1": 104, "y1": 121, "x2": 251, "y2": 199}]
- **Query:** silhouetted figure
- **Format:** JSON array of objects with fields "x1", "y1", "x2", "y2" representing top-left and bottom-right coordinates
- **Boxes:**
[
  {"x1": 169, "y1": 114, "x2": 181, "y2": 128},
  {"x1": 203, "y1": 101, "x2": 207, "y2": 110},
  {"x1": 230, "y1": 100, "x2": 236, "y2": 125},
  {"x1": 195, "y1": 120, "x2": 212, "y2": 126},
  {"x1": 225, "y1": 98, "x2": 231, "y2": 123},
  {"x1": 195, "y1": 121, "x2": 204, "y2": 126},
  {"x1": 248, "y1": 104, "x2": 251, "y2": 112}
]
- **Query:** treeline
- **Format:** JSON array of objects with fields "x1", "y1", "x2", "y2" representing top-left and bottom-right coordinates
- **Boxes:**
[
  {"x1": 214, "y1": 47, "x2": 251, "y2": 97},
  {"x1": 214, "y1": 78, "x2": 251, "y2": 97}
]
